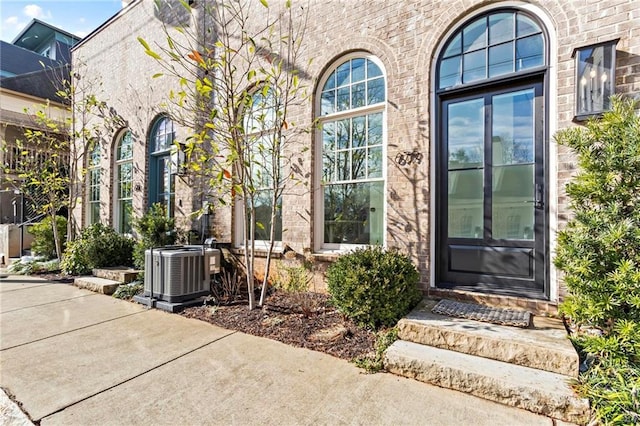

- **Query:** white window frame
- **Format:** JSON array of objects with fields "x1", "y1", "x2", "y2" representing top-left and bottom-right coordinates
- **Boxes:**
[
  {"x1": 234, "y1": 88, "x2": 283, "y2": 251},
  {"x1": 113, "y1": 129, "x2": 133, "y2": 234},
  {"x1": 86, "y1": 143, "x2": 101, "y2": 225},
  {"x1": 314, "y1": 52, "x2": 387, "y2": 252}
]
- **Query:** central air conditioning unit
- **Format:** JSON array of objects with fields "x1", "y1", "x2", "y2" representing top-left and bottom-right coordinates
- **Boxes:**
[{"x1": 143, "y1": 246, "x2": 221, "y2": 303}]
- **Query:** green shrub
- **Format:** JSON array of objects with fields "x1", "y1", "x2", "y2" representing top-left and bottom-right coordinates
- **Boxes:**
[
  {"x1": 113, "y1": 281, "x2": 144, "y2": 300},
  {"x1": 555, "y1": 96, "x2": 640, "y2": 425},
  {"x1": 132, "y1": 203, "x2": 177, "y2": 270},
  {"x1": 29, "y1": 216, "x2": 67, "y2": 260},
  {"x1": 61, "y1": 223, "x2": 134, "y2": 275},
  {"x1": 326, "y1": 246, "x2": 422, "y2": 329},
  {"x1": 554, "y1": 96, "x2": 640, "y2": 330}
]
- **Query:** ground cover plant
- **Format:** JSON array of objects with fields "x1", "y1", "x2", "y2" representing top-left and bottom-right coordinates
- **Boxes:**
[{"x1": 555, "y1": 96, "x2": 640, "y2": 425}]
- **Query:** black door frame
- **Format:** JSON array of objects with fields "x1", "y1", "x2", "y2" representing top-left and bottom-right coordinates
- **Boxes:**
[{"x1": 435, "y1": 73, "x2": 550, "y2": 300}]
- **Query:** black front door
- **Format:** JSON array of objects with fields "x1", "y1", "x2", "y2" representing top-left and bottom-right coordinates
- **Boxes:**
[{"x1": 437, "y1": 82, "x2": 546, "y2": 298}]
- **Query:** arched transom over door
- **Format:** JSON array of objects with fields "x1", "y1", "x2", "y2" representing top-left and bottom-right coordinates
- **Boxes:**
[{"x1": 435, "y1": 9, "x2": 549, "y2": 299}]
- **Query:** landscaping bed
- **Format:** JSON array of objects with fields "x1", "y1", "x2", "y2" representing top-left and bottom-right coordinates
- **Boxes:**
[{"x1": 180, "y1": 291, "x2": 377, "y2": 361}]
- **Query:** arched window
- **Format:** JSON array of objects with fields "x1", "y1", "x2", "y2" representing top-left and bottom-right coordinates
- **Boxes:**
[
  {"x1": 87, "y1": 143, "x2": 101, "y2": 225},
  {"x1": 237, "y1": 88, "x2": 282, "y2": 244},
  {"x1": 148, "y1": 116, "x2": 176, "y2": 217},
  {"x1": 115, "y1": 130, "x2": 133, "y2": 233},
  {"x1": 317, "y1": 54, "x2": 386, "y2": 248},
  {"x1": 435, "y1": 9, "x2": 548, "y2": 298},
  {"x1": 438, "y1": 11, "x2": 544, "y2": 89}
]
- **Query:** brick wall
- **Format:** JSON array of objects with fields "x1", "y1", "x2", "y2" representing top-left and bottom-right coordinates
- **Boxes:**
[{"x1": 73, "y1": 0, "x2": 640, "y2": 303}]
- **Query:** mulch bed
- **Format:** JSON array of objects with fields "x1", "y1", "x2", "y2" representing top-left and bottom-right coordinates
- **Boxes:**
[
  {"x1": 181, "y1": 291, "x2": 377, "y2": 361},
  {"x1": 31, "y1": 271, "x2": 377, "y2": 361}
]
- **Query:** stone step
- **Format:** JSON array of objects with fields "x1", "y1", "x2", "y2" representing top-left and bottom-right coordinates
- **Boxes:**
[
  {"x1": 398, "y1": 300, "x2": 579, "y2": 377},
  {"x1": 73, "y1": 276, "x2": 121, "y2": 295},
  {"x1": 92, "y1": 267, "x2": 140, "y2": 283},
  {"x1": 384, "y1": 340, "x2": 589, "y2": 424}
]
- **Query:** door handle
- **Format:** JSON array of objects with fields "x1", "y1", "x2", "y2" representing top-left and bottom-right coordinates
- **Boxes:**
[{"x1": 535, "y1": 184, "x2": 544, "y2": 209}]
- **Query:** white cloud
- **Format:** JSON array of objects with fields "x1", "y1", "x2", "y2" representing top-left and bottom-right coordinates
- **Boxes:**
[
  {"x1": 5, "y1": 16, "x2": 19, "y2": 25},
  {"x1": 23, "y1": 4, "x2": 52, "y2": 20},
  {"x1": 1, "y1": 15, "x2": 27, "y2": 42}
]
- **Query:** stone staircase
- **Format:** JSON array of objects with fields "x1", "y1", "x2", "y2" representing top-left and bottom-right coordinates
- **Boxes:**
[
  {"x1": 384, "y1": 299, "x2": 590, "y2": 424},
  {"x1": 73, "y1": 267, "x2": 140, "y2": 295}
]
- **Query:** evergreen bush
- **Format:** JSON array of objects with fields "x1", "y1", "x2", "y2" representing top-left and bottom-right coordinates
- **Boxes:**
[
  {"x1": 554, "y1": 96, "x2": 640, "y2": 330},
  {"x1": 326, "y1": 246, "x2": 422, "y2": 329},
  {"x1": 555, "y1": 96, "x2": 640, "y2": 424},
  {"x1": 29, "y1": 216, "x2": 67, "y2": 260},
  {"x1": 132, "y1": 203, "x2": 177, "y2": 270},
  {"x1": 61, "y1": 223, "x2": 134, "y2": 275}
]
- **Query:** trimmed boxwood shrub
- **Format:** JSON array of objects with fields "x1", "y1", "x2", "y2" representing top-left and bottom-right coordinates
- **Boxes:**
[
  {"x1": 61, "y1": 223, "x2": 134, "y2": 275},
  {"x1": 326, "y1": 246, "x2": 422, "y2": 329}
]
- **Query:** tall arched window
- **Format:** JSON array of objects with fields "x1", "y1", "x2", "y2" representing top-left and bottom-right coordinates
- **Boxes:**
[
  {"x1": 87, "y1": 143, "x2": 101, "y2": 225},
  {"x1": 148, "y1": 116, "x2": 175, "y2": 217},
  {"x1": 237, "y1": 88, "x2": 282, "y2": 244},
  {"x1": 435, "y1": 9, "x2": 548, "y2": 298},
  {"x1": 317, "y1": 54, "x2": 386, "y2": 248},
  {"x1": 115, "y1": 130, "x2": 133, "y2": 233}
]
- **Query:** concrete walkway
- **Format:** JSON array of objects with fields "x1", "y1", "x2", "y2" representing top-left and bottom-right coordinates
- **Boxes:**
[{"x1": 1, "y1": 274, "x2": 556, "y2": 425}]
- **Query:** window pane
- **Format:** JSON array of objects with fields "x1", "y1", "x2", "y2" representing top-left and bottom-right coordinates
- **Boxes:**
[
  {"x1": 322, "y1": 122, "x2": 335, "y2": 182},
  {"x1": 439, "y1": 56, "x2": 461, "y2": 89},
  {"x1": 463, "y1": 50, "x2": 486, "y2": 83},
  {"x1": 352, "y1": 58, "x2": 366, "y2": 82},
  {"x1": 368, "y1": 146, "x2": 383, "y2": 178},
  {"x1": 492, "y1": 164, "x2": 534, "y2": 240},
  {"x1": 367, "y1": 77, "x2": 385, "y2": 105},
  {"x1": 336, "y1": 61, "x2": 350, "y2": 87},
  {"x1": 323, "y1": 71, "x2": 336, "y2": 90},
  {"x1": 353, "y1": 148, "x2": 367, "y2": 180},
  {"x1": 443, "y1": 33, "x2": 461, "y2": 58},
  {"x1": 448, "y1": 169, "x2": 483, "y2": 238},
  {"x1": 367, "y1": 59, "x2": 382, "y2": 78},
  {"x1": 492, "y1": 89, "x2": 535, "y2": 166},
  {"x1": 489, "y1": 42, "x2": 514, "y2": 77},
  {"x1": 321, "y1": 90, "x2": 335, "y2": 115},
  {"x1": 516, "y1": 34, "x2": 544, "y2": 70},
  {"x1": 516, "y1": 14, "x2": 540, "y2": 38},
  {"x1": 368, "y1": 113, "x2": 383, "y2": 146},
  {"x1": 462, "y1": 17, "x2": 487, "y2": 52},
  {"x1": 251, "y1": 190, "x2": 282, "y2": 241},
  {"x1": 337, "y1": 119, "x2": 349, "y2": 149},
  {"x1": 337, "y1": 86, "x2": 350, "y2": 111},
  {"x1": 352, "y1": 82, "x2": 366, "y2": 108},
  {"x1": 324, "y1": 182, "x2": 383, "y2": 244},
  {"x1": 489, "y1": 13, "x2": 513, "y2": 45},
  {"x1": 118, "y1": 131, "x2": 133, "y2": 160},
  {"x1": 120, "y1": 199, "x2": 132, "y2": 234},
  {"x1": 337, "y1": 150, "x2": 350, "y2": 181},
  {"x1": 352, "y1": 116, "x2": 366, "y2": 147},
  {"x1": 447, "y1": 98, "x2": 484, "y2": 170}
]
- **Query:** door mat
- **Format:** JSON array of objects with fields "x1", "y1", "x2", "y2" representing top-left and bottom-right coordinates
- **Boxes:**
[{"x1": 431, "y1": 299, "x2": 532, "y2": 328}]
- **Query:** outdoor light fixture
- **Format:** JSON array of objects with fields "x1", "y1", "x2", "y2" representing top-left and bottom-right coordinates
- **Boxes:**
[{"x1": 573, "y1": 39, "x2": 618, "y2": 121}]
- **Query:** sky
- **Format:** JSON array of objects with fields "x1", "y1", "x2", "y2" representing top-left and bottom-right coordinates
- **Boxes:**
[{"x1": 0, "y1": 0, "x2": 124, "y2": 43}]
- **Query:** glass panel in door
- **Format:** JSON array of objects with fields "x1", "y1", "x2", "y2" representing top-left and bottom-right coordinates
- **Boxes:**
[
  {"x1": 447, "y1": 98, "x2": 484, "y2": 239},
  {"x1": 491, "y1": 88, "x2": 535, "y2": 240}
]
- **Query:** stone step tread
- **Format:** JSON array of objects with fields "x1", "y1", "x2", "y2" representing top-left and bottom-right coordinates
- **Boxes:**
[
  {"x1": 92, "y1": 267, "x2": 140, "y2": 283},
  {"x1": 398, "y1": 300, "x2": 579, "y2": 377},
  {"x1": 384, "y1": 340, "x2": 589, "y2": 424},
  {"x1": 74, "y1": 276, "x2": 122, "y2": 295}
]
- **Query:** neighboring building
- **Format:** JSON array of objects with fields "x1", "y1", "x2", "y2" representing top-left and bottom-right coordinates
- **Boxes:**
[
  {"x1": 0, "y1": 20, "x2": 78, "y2": 259},
  {"x1": 71, "y1": 0, "x2": 640, "y2": 313}
]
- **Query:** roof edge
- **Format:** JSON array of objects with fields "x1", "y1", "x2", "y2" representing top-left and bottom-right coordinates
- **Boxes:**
[{"x1": 72, "y1": 0, "x2": 139, "y2": 51}]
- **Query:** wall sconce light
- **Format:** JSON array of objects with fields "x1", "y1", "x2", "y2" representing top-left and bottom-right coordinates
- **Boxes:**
[
  {"x1": 573, "y1": 39, "x2": 618, "y2": 121},
  {"x1": 170, "y1": 143, "x2": 187, "y2": 176}
]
